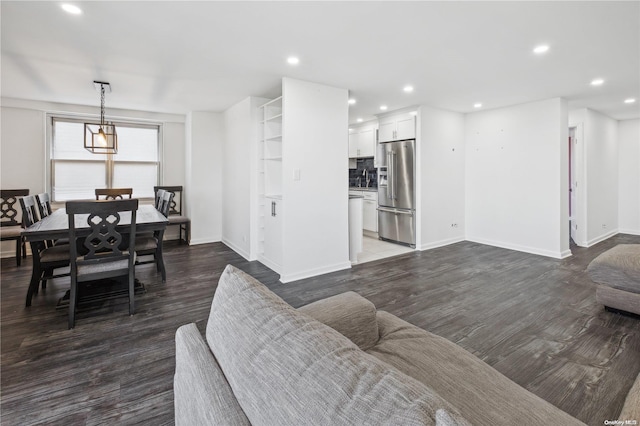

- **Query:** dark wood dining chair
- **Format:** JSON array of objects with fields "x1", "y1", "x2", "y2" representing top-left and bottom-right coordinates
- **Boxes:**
[
  {"x1": 66, "y1": 198, "x2": 139, "y2": 329},
  {"x1": 154, "y1": 186, "x2": 190, "y2": 244},
  {"x1": 20, "y1": 195, "x2": 71, "y2": 306},
  {"x1": 95, "y1": 188, "x2": 133, "y2": 200},
  {"x1": 135, "y1": 191, "x2": 173, "y2": 282},
  {"x1": 1, "y1": 189, "x2": 29, "y2": 266},
  {"x1": 35, "y1": 192, "x2": 69, "y2": 248},
  {"x1": 154, "y1": 189, "x2": 166, "y2": 210},
  {"x1": 35, "y1": 192, "x2": 53, "y2": 219}
]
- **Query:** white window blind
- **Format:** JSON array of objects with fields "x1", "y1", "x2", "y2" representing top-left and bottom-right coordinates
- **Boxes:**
[{"x1": 51, "y1": 118, "x2": 160, "y2": 201}]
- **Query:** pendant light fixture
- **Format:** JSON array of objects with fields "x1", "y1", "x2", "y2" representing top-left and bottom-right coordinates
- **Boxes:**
[{"x1": 84, "y1": 81, "x2": 117, "y2": 154}]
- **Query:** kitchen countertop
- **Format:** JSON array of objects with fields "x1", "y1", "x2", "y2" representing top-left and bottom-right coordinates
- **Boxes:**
[{"x1": 349, "y1": 187, "x2": 377, "y2": 192}]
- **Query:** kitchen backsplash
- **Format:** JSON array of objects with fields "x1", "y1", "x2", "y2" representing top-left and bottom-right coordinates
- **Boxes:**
[{"x1": 349, "y1": 157, "x2": 377, "y2": 188}]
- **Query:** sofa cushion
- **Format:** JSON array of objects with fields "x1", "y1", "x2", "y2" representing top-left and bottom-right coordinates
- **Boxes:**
[
  {"x1": 367, "y1": 311, "x2": 586, "y2": 426},
  {"x1": 206, "y1": 265, "x2": 463, "y2": 426},
  {"x1": 587, "y1": 244, "x2": 640, "y2": 293},
  {"x1": 298, "y1": 291, "x2": 379, "y2": 350}
]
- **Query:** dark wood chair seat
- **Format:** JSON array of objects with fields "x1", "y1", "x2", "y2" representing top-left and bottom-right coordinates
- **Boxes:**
[
  {"x1": 1, "y1": 189, "x2": 29, "y2": 266},
  {"x1": 1, "y1": 225, "x2": 23, "y2": 238}
]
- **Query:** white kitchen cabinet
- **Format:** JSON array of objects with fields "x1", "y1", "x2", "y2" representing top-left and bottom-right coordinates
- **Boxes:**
[
  {"x1": 378, "y1": 113, "x2": 416, "y2": 142},
  {"x1": 349, "y1": 190, "x2": 378, "y2": 233},
  {"x1": 362, "y1": 191, "x2": 378, "y2": 232},
  {"x1": 349, "y1": 125, "x2": 376, "y2": 158}
]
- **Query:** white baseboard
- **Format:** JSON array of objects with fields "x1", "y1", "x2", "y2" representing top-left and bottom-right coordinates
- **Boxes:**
[
  {"x1": 189, "y1": 236, "x2": 221, "y2": 245},
  {"x1": 257, "y1": 255, "x2": 281, "y2": 276},
  {"x1": 585, "y1": 229, "x2": 618, "y2": 247},
  {"x1": 280, "y1": 261, "x2": 352, "y2": 284},
  {"x1": 618, "y1": 228, "x2": 640, "y2": 236},
  {"x1": 221, "y1": 238, "x2": 250, "y2": 261},
  {"x1": 466, "y1": 236, "x2": 568, "y2": 259},
  {"x1": 419, "y1": 236, "x2": 464, "y2": 251}
]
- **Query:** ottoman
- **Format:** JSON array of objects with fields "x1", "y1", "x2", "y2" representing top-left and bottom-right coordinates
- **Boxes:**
[{"x1": 587, "y1": 244, "x2": 640, "y2": 316}]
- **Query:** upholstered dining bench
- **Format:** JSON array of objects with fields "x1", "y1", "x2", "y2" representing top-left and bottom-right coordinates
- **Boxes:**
[{"x1": 587, "y1": 244, "x2": 640, "y2": 316}]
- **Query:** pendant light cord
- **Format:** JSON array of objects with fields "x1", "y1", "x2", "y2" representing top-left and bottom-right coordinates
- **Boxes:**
[{"x1": 100, "y1": 84, "x2": 106, "y2": 127}]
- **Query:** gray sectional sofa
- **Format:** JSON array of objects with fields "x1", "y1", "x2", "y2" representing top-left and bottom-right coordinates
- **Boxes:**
[
  {"x1": 587, "y1": 244, "x2": 640, "y2": 315},
  {"x1": 174, "y1": 265, "x2": 640, "y2": 425}
]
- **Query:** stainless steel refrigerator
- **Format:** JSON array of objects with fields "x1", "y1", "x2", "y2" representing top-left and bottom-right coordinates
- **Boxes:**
[{"x1": 377, "y1": 139, "x2": 416, "y2": 247}]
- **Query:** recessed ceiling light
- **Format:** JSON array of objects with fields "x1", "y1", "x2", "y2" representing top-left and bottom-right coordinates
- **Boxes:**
[
  {"x1": 533, "y1": 45, "x2": 549, "y2": 54},
  {"x1": 348, "y1": 98, "x2": 356, "y2": 105},
  {"x1": 403, "y1": 85, "x2": 414, "y2": 93},
  {"x1": 380, "y1": 105, "x2": 388, "y2": 111},
  {"x1": 590, "y1": 78, "x2": 604, "y2": 86},
  {"x1": 287, "y1": 56, "x2": 299, "y2": 65},
  {"x1": 357, "y1": 118, "x2": 363, "y2": 123},
  {"x1": 474, "y1": 103, "x2": 483, "y2": 108},
  {"x1": 61, "y1": 3, "x2": 82, "y2": 14},
  {"x1": 624, "y1": 98, "x2": 636, "y2": 104}
]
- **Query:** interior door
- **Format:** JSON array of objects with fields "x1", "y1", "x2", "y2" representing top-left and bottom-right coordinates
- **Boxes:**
[{"x1": 569, "y1": 132, "x2": 577, "y2": 243}]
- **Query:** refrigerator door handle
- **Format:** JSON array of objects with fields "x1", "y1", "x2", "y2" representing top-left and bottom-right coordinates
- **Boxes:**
[
  {"x1": 386, "y1": 151, "x2": 393, "y2": 199},
  {"x1": 377, "y1": 207, "x2": 413, "y2": 215},
  {"x1": 391, "y1": 151, "x2": 397, "y2": 199}
]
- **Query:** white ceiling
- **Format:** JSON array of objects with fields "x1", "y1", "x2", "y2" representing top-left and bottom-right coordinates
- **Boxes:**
[{"x1": 2, "y1": 1, "x2": 639, "y2": 123}]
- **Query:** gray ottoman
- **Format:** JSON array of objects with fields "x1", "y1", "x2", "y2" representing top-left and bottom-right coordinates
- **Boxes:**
[{"x1": 587, "y1": 244, "x2": 640, "y2": 316}]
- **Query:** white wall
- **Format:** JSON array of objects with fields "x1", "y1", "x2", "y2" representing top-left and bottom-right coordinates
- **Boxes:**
[
  {"x1": 0, "y1": 98, "x2": 185, "y2": 257},
  {"x1": 618, "y1": 118, "x2": 640, "y2": 234},
  {"x1": 418, "y1": 105, "x2": 465, "y2": 250},
  {"x1": 465, "y1": 98, "x2": 570, "y2": 258},
  {"x1": 185, "y1": 111, "x2": 223, "y2": 245},
  {"x1": 281, "y1": 78, "x2": 350, "y2": 282},
  {"x1": 221, "y1": 96, "x2": 269, "y2": 260}
]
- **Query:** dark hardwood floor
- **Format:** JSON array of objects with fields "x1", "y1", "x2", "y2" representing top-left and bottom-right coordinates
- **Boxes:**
[{"x1": 2, "y1": 235, "x2": 639, "y2": 425}]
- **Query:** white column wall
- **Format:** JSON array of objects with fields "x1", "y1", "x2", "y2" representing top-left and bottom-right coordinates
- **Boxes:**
[
  {"x1": 465, "y1": 98, "x2": 570, "y2": 259},
  {"x1": 418, "y1": 105, "x2": 465, "y2": 250},
  {"x1": 221, "y1": 96, "x2": 269, "y2": 260},
  {"x1": 281, "y1": 78, "x2": 350, "y2": 282},
  {"x1": 582, "y1": 109, "x2": 619, "y2": 245},
  {"x1": 185, "y1": 111, "x2": 223, "y2": 245},
  {"x1": 618, "y1": 118, "x2": 640, "y2": 235}
]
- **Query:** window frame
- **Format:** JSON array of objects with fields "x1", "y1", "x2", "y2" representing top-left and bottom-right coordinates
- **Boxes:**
[{"x1": 47, "y1": 114, "x2": 163, "y2": 203}]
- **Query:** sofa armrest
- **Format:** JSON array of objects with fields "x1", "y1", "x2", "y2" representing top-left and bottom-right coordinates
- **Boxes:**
[
  {"x1": 620, "y1": 372, "x2": 640, "y2": 422},
  {"x1": 174, "y1": 323, "x2": 250, "y2": 426},
  {"x1": 298, "y1": 291, "x2": 379, "y2": 350}
]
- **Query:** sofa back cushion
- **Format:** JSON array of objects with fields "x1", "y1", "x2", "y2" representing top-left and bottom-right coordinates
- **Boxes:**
[
  {"x1": 298, "y1": 291, "x2": 379, "y2": 350},
  {"x1": 206, "y1": 265, "x2": 458, "y2": 426}
]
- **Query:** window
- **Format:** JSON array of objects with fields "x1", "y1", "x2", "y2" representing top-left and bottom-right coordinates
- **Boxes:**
[{"x1": 50, "y1": 117, "x2": 160, "y2": 201}]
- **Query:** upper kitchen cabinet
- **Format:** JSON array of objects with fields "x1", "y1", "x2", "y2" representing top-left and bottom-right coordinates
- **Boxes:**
[
  {"x1": 378, "y1": 111, "x2": 416, "y2": 142},
  {"x1": 349, "y1": 122, "x2": 376, "y2": 158}
]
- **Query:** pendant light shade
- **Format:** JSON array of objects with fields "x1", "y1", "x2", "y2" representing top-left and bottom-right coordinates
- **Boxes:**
[{"x1": 85, "y1": 81, "x2": 117, "y2": 154}]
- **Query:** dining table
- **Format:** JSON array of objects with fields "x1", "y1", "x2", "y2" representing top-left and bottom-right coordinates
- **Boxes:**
[{"x1": 21, "y1": 204, "x2": 169, "y2": 307}]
